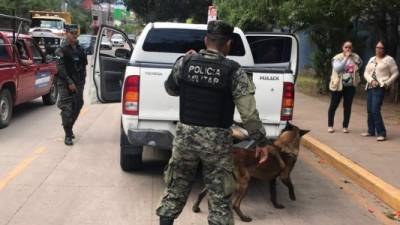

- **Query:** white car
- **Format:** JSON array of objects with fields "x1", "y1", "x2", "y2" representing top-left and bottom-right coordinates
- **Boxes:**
[
  {"x1": 100, "y1": 37, "x2": 112, "y2": 50},
  {"x1": 111, "y1": 33, "x2": 125, "y2": 47},
  {"x1": 90, "y1": 23, "x2": 299, "y2": 171}
]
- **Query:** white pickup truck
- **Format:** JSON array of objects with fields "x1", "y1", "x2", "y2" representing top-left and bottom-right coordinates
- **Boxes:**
[{"x1": 90, "y1": 23, "x2": 299, "y2": 171}]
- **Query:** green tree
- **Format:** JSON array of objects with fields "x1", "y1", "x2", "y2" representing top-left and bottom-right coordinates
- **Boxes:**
[
  {"x1": 0, "y1": 0, "x2": 92, "y2": 34},
  {"x1": 215, "y1": 0, "x2": 285, "y2": 31},
  {"x1": 0, "y1": 0, "x2": 60, "y2": 17},
  {"x1": 215, "y1": 0, "x2": 400, "y2": 96},
  {"x1": 357, "y1": 0, "x2": 400, "y2": 101},
  {"x1": 127, "y1": 0, "x2": 212, "y2": 23},
  {"x1": 68, "y1": 0, "x2": 92, "y2": 34},
  {"x1": 278, "y1": 0, "x2": 364, "y2": 93}
]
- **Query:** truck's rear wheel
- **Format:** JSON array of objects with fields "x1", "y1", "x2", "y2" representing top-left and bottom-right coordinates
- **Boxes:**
[
  {"x1": 120, "y1": 150, "x2": 143, "y2": 172},
  {"x1": 0, "y1": 89, "x2": 13, "y2": 129},
  {"x1": 42, "y1": 81, "x2": 58, "y2": 105},
  {"x1": 120, "y1": 124, "x2": 143, "y2": 171}
]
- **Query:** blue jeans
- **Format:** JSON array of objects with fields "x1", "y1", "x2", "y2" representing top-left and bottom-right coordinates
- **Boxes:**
[{"x1": 367, "y1": 88, "x2": 386, "y2": 137}]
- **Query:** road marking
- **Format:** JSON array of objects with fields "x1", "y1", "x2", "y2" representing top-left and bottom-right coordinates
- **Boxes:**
[
  {"x1": 33, "y1": 146, "x2": 46, "y2": 154},
  {"x1": 0, "y1": 147, "x2": 47, "y2": 191},
  {"x1": 301, "y1": 150, "x2": 398, "y2": 225}
]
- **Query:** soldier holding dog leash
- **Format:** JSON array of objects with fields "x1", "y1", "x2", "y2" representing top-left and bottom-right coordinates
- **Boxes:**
[{"x1": 156, "y1": 20, "x2": 273, "y2": 225}]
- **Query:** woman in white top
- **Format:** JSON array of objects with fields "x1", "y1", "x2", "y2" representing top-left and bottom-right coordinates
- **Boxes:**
[
  {"x1": 361, "y1": 41, "x2": 399, "y2": 141},
  {"x1": 328, "y1": 41, "x2": 362, "y2": 133}
]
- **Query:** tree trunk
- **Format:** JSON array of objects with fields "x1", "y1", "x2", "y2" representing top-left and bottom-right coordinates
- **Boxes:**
[
  {"x1": 386, "y1": 11, "x2": 399, "y2": 102},
  {"x1": 389, "y1": 12, "x2": 399, "y2": 103}
]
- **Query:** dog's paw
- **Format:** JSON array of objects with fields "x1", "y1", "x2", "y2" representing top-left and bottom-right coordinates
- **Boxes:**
[
  {"x1": 273, "y1": 203, "x2": 285, "y2": 209},
  {"x1": 192, "y1": 206, "x2": 201, "y2": 213},
  {"x1": 240, "y1": 216, "x2": 252, "y2": 222},
  {"x1": 289, "y1": 192, "x2": 296, "y2": 201}
]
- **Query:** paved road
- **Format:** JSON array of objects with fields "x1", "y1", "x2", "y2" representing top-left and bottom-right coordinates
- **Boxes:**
[
  {"x1": 294, "y1": 92, "x2": 400, "y2": 189},
  {"x1": 0, "y1": 74, "x2": 395, "y2": 225}
]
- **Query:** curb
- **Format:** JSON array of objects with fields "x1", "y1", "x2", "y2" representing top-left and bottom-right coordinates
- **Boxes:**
[{"x1": 301, "y1": 135, "x2": 400, "y2": 211}]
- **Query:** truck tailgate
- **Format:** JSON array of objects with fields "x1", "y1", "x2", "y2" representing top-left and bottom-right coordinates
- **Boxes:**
[
  {"x1": 138, "y1": 63, "x2": 285, "y2": 124},
  {"x1": 250, "y1": 71, "x2": 284, "y2": 124},
  {"x1": 138, "y1": 64, "x2": 179, "y2": 121}
]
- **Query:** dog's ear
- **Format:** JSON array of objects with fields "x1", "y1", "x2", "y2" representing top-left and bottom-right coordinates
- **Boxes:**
[{"x1": 299, "y1": 129, "x2": 310, "y2": 137}]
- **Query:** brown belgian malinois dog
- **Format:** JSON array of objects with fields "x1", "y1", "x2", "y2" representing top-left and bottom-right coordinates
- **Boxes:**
[{"x1": 192, "y1": 122, "x2": 309, "y2": 222}]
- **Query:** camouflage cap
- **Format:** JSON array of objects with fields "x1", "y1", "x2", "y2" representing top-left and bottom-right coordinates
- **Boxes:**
[
  {"x1": 65, "y1": 24, "x2": 78, "y2": 33},
  {"x1": 207, "y1": 20, "x2": 234, "y2": 37}
]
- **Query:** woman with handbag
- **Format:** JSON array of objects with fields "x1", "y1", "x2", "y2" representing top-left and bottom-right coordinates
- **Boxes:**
[
  {"x1": 361, "y1": 41, "x2": 399, "y2": 141},
  {"x1": 328, "y1": 41, "x2": 362, "y2": 133}
]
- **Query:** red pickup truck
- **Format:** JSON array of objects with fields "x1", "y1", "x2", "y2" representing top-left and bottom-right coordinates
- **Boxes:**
[{"x1": 0, "y1": 31, "x2": 58, "y2": 128}]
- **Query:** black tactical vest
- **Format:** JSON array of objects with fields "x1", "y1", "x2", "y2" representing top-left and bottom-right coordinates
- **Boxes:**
[
  {"x1": 179, "y1": 53, "x2": 239, "y2": 128},
  {"x1": 62, "y1": 44, "x2": 86, "y2": 83}
]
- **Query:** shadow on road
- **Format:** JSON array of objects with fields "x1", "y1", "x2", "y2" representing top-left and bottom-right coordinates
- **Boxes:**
[{"x1": 12, "y1": 99, "x2": 53, "y2": 120}]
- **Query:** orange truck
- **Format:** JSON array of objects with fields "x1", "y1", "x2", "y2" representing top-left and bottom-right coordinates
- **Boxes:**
[{"x1": 29, "y1": 11, "x2": 77, "y2": 54}]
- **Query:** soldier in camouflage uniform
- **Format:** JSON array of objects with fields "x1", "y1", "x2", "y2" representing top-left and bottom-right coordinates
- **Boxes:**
[
  {"x1": 156, "y1": 20, "x2": 273, "y2": 225},
  {"x1": 55, "y1": 24, "x2": 87, "y2": 146}
]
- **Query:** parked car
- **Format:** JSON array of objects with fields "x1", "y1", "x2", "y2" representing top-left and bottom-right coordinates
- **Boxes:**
[
  {"x1": 90, "y1": 23, "x2": 298, "y2": 171},
  {"x1": 100, "y1": 36, "x2": 112, "y2": 50},
  {"x1": 111, "y1": 33, "x2": 125, "y2": 47},
  {"x1": 127, "y1": 34, "x2": 136, "y2": 44},
  {"x1": 0, "y1": 31, "x2": 58, "y2": 128},
  {"x1": 78, "y1": 34, "x2": 96, "y2": 55}
]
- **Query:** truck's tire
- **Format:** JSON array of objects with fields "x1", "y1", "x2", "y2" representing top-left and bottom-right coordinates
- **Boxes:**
[
  {"x1": 42, "y1": 81, "x2": 58, "y2": 105},
  {"x1": 120, "y1": 124, "x2": 143, "y2": 171},
  {"x1": 120, "y1": 150, "x2": 143, "y2": 172},
  {"x1": 0, "y1": 89, "x2": 13, "y2": 129}
]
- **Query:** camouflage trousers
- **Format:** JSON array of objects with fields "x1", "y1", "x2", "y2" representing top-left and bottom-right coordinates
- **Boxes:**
[
  {"x1": 156, "y1": 122, "x2": 236, "y2": 225},
  {"x1": 57, "y1": 82, "x2": 84, "y2": 128}
]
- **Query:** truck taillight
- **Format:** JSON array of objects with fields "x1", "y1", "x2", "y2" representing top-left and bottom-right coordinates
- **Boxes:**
[
  {"x1": 123, "y1": 75, "x2": 140, "y2": 115},
  {"x1": 281, "y1": 82, "x2": 294, "y2": 121}
]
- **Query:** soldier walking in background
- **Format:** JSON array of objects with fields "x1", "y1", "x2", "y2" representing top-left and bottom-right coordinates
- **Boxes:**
[
  {"x1": 55, "y1": 24, "x2": 87, "y2": 146},
  {"x1": 156, "y1": 20, "x2": 273, "y2": 225}
]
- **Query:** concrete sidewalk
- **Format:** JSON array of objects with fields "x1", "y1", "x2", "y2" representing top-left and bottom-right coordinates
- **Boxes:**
[{"x1": 294, "y1": 91, "x2": 400, "y2": 210}]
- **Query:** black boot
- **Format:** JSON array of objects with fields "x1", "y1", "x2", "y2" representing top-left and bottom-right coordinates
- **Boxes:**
[
  {"x1": 63, "y1": 126, "x2": 73, "y2": 146},
  {"x1": 64, "y1": 136, "x2": 73, "y2": 146},
  {"x1": 160, "y1": 216, "x2": 174, "y2": 225}
]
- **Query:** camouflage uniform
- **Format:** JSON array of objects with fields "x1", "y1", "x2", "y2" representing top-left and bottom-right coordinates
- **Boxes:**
[
  {"x1": 157, "y1": 48, "x2": 269, "y2": 225},
  {"x1": 55, "y1": 36, "x2": 87, "y2": 139}
]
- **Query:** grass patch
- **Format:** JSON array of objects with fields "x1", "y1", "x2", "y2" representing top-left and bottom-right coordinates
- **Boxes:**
[{"x1": 296, "y1": 73, "x2": 320, "y2": 96}]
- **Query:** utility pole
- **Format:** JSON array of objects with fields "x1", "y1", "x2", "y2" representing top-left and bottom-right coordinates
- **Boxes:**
[
  {"x1": 107, "y1": 0, "x2": 112, "y2": 26},
  {"x1": 61, "y1": 0, "x2": 68, "y2": 12}
]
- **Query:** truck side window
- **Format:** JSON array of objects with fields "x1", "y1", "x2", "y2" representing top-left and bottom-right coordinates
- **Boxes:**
[
  {"x1": 16, "y1": 40, "x2": 29, "y2": 60},
  {"x1": 99, "y1": 28, "x2": 114, "y2": 57},
  {"x1": 29, "y1": 40, "x2": 44, "y2": 64},
  {"x1": 99, "y1": 28, "x2": 131, "y2": 59},
  {"x1": 142, "y1": 28, "x2": 245, "y2": 56},
  {"x1": 246, "y1": 36, "x2": 292, "y2": 64},
  {"x1": 0, "y1": 38, "x2": 10, "y2": 62}
]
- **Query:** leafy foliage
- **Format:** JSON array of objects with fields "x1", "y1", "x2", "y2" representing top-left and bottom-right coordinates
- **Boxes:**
[
  {"x1": 215, "y1": 0, "x2": 283, "y2": 31},
  {"x1": 216, "y1": 0, "x2": 400, "y2": 94},
  {"x1": 0, "y1": 0, "x2": 92, "y2": 34},
  {"x1": 127, "y1": 0, "x2": 212, "y2": 23}
]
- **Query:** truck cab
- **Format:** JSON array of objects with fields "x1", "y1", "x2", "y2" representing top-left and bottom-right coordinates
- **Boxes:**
[
  {"x1": 89, "y1": 23, "x2": 298, "y2": 171},
  {"x1": 29, "y1": 11, "x2": 73, "y2": 55},
  {"x1": 0, "y1": 30, "x2": 58, "y2": 128}
]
